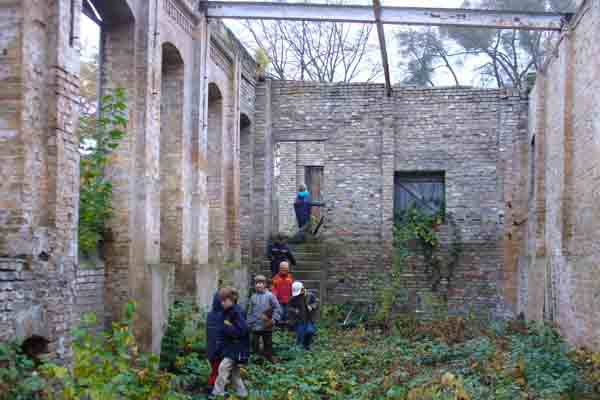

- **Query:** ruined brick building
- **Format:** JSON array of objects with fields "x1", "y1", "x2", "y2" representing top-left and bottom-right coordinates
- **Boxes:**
[{"x1": 0, "y1": 0, "x2": 598, "y2": 360}]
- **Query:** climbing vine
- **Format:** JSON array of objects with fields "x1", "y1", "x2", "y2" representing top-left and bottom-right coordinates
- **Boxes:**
[
  {"x1": 376, "y1": 205, "x2": 462, "y2": 325},
  {"x1": 78, "y1": 88, "x2": 128, "y2": 255}
]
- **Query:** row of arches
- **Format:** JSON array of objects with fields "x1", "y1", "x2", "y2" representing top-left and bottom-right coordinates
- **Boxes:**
[{"x1": 80, "y1": 0, "x2": 254, "y2": 351}]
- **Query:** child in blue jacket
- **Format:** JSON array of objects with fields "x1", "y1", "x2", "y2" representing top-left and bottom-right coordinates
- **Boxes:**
[{"x1": 211, "y1": 288, "x2": 250, "y2": 398}]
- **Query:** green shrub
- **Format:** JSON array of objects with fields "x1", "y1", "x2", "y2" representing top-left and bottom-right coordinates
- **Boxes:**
[
  {"x1": 510, "y1": 322, "x2": 578, "y2": 396},
  {"x1": 42, "y1": 303, "x2": 187, "y2": 400},
  {"x1": 0, "y1": 341, "x2": 48, "y2": 400},
  {"x1": 79, "y1": 88, "x2": 128, "y2": 255},
  {"x1": 160, "y1": 300, "x2": 206, "y2": 372}
]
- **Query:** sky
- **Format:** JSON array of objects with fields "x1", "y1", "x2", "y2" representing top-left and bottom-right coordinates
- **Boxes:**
[{"x1": 80, "y1": 0, "x2": 479, "y2": 86}]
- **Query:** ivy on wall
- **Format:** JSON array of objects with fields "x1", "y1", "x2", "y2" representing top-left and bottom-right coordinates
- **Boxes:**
[
  {"x1": 376, "y1": 205, "x2": 462, "y2": 326},
  {"x1": 78, "y1": 88, "x2": 128, "y2": 255}
]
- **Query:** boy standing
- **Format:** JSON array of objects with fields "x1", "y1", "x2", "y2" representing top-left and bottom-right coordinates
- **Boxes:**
[
  {"x1": 205, "y1": 290, "x2": 225, "y2": 394},
  {"x1": 271, "y1": 262, "x2": 294, "y2": 324},
  {"x1": 246, "y1": 275, "x2": 282, "y2": 362},
  {"x1": 211, "y1": 288, "x2": 250, "y2": 398},
  {"x1": 288, "y1": 281, "x2": 319, "y2": 350}
]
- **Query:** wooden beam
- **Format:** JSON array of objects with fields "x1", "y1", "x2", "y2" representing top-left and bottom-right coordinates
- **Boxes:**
[
  {"x1": 372, "y1": 0, "x2": 391, "y2": 96},
  {"x1": 200, "y1": 1, "x2": 569, "y2": 31}
]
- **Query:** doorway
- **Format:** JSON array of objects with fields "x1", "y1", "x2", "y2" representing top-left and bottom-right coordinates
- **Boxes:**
[{"x1": 305, "y1": 166, "x2": 324, "y2": 219}]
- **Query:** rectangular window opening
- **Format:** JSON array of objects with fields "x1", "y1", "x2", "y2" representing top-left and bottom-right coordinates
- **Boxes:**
[{"x1": 394, "y1": 171, "x2": 446, "y2": 222}]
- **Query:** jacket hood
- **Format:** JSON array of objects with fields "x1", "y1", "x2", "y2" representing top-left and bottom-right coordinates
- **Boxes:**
[{"x1": 211, "y1": 292, "x2": 224, "y2": 313}]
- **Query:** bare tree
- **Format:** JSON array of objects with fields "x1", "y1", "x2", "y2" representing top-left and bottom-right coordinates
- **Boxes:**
[{"x1": 240, "y1": 13, "x2": 382, "y2": 82}]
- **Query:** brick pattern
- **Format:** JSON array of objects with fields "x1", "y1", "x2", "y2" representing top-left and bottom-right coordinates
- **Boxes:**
[
  {"x1": 256, "y1": 81, "x2": 528, "y2": 317},
  {"x1": 75, "y1": 265, "x2": 106, "y2": 334},
  {"x1": 522, "y1": 0, "x2": 600, "y2": 350},
  {"x1": 101, "y1": 20, "x2": 137, "y2": 324},
  {"x1": 0, "y1": 0, "x2": 257, "y2": 358},
  {"x1": 0, "y1": 0, "x2": 81, "y2": 362}
]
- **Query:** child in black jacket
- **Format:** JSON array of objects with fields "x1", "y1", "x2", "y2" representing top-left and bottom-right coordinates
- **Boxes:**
[{"x1": 211, "y1": 288, "x2": 250, "y2": 398}]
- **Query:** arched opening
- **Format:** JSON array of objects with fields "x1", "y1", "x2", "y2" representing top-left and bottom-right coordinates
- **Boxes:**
[
  {"x1": 207, "y1": 83, "x2": 224, "y2": 287},
  {"x1": 79, "y1": 0, "x2": 136, "y2": 330},
  {"x1": 160, "y1": 43, "x2": 185, "y2": 270},
  {"x1": 239, "y1": 114, "x2": 253, "y2": 269},
  {"x1": 20, "y1": 335, "x2": 49, "y2": 365}
]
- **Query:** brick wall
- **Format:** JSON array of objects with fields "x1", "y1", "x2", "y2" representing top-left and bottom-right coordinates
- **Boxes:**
[
  {"x1": 75, "y1": 264, "x2": 107, "y2": 333},
  {"x1": 522, "y1": 0, "x2": 600, "y2": 350},
  {"x1": 0, "y1": 0, "x2": 81, "y2": 362},
  {"x1": 0, "y1": 0, "x2": 256, "y2": 357},
  {"x1": 256, "y1": 81, "x2": 528, "y2": 317}
]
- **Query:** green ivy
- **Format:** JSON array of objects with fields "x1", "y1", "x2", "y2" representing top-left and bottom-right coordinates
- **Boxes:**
[
  {"x1": 78, "y1": 88, "x2": 128, "y2": 255},
  {"x1": 375, "y1": 205, "x2": 463, "y2": 325}
]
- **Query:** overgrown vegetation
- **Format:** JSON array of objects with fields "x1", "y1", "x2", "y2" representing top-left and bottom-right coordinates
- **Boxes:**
[
  {"x1": 1, "y1": 302, "x2": 599, "y2": 400},
  {"x1": 78, "y1": 88, "x2": 128, "y2": 254},
  {"x1": 160, "y1": 299, "x2": 208, "y2": 394},
  {"x1": 0, "y1": 342, "x2": 47, "y2": 400},
  {"x1": 375, "y1": 205, "x2": 462, "y2": 327},
  {"x1": 42, "y1": 304, "x2": 185, "y2": 400}
]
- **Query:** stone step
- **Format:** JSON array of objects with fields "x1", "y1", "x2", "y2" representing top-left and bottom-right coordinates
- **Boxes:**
[
  {"x1": 289, "y1": 270, "x2": 323, "y2": 281},
  {"x1": 289, "y1": 245, "x2": 322, "y2": 254},
  {"x1": 262, "y1": 260, "x2": 322, "y2": 271},
  {"x1": 291, "y1": 251, "x2": 322, "y2": 259}
]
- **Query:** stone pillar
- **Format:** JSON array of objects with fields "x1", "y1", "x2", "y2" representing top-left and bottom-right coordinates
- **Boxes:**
[
  {"x1": 100, "y1": 11, "x2": 138, "y2": 331},
  {"x1": 193, "y1": 20, "x2": 212, "y2": 309},
  {"x1": 252, "y1": 80, "x2": 274, "y2": 274},
  {"x1": 277, "y1": 142, "x2": 297, "y2": 234},
  {"x1": 0, "y1": 0, "x2": 81, "y2": 362}
]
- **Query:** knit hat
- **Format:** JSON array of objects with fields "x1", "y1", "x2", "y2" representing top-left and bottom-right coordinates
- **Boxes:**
[{"x1": 292, "y1": 281, "x2": 304, "y2": 297}]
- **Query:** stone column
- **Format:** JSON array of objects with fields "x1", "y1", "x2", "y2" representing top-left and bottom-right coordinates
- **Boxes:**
[{"x1": 0, "y1": 0, "x2": 81, "y2": 362}]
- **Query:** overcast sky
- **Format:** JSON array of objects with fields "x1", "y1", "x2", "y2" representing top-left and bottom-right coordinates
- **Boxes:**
[{"x1": 80, "y1": 0, "x2": 479, "y2": 86}]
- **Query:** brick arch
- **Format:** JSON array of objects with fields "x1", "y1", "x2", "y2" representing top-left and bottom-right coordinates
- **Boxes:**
[
  {"x1": 239, "y1": 112, "x2": 254, "y2": 289},
  {"x1": 207, "y1": 82, "x2": 225, "y2": 291},
  {"x1": 160, "y1": 42, "x2": 185, "y2": 272},
  {"x1": 90, "y1": 0, "x2": 139, "y2": 330}
]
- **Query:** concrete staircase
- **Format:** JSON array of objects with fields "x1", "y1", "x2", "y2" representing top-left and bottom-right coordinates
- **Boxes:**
[{"x1": 261, "y1": 242, "x2": 326, "y2": 301}]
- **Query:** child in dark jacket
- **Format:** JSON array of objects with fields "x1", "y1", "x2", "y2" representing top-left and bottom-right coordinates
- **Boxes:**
[
  {"x1": 211, "y1": 288, "x2": 250, "y2": 398},
  {"x1": 205, "y1": 291, "x2": 225, "y2": 394},
  {"x1": 288, "y1": 281, "x2": 319, "y2": 350}
]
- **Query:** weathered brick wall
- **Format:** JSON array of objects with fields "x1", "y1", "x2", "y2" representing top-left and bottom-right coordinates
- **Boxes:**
[
  {"x1": 1, "y1": 0, "x2": 255, "y2": 358},
  {"x1": 256, "y1": 81, "x2": 527, "y2": 317},
  {"x1": 275, "y1": 141, "x2": 325, "y2": 233},
  {"x1": 0, "y1": 0, "x2": 81, "y2": 362},
  {"x1": 75, "y1": 264, "x2": 106, "y2": 333},
  {"x1": 522, "y1": 0, "x2": 600, "y2": 350}
]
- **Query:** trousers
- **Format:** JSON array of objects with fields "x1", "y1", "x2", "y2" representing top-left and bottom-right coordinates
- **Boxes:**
[
  {"x1": 294, "y1": 322, "x2": 316, "y2": 350},
  {"x1": 212, "y1": 357, "x2": 248, "y2": 397},
  {"x1": 251, "y1": 331, "x2": 273, "y2": 360}
]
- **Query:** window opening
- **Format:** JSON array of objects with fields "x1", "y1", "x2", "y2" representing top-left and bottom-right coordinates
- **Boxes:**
[{"x1": 394, "y1": 171, "x2": 445, "y2": 221}]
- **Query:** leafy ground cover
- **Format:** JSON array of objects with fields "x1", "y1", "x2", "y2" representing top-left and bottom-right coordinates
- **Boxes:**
[
  {"x1": 233, "y1": 316, "x2": 600, "y2": 400},
  {"x1": 1, "y1": 304, "x2": 599, "y2": 400}
]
